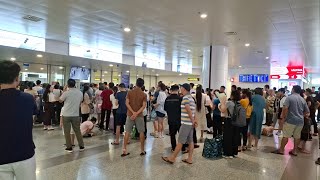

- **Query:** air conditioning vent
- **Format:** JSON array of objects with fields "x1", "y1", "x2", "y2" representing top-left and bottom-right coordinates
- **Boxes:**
[
  {"x1": 177, "y1": 56, "x2": 186, "y2": 59},
  {"x1": 224, "y1": 32, "x2": 237, "y2": 36},
  {"x1": 23, "y1": 15, "x2": 43, "y2": 22},
  {"x1": 255, "y1": 50, "x2": 264, "y2": 54}
]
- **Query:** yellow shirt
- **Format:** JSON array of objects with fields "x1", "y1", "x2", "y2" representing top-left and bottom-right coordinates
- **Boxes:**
[{"x1": 240, "y1": 98, "x2": 252, "y2": 118}]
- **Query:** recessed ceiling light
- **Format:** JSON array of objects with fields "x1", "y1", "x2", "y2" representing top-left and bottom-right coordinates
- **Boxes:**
[
  {"x1": 137, "y1": 74, "x2": 139, "y2": 77},
  {"x1": 10, "y1": 57, "x2": 16, "y2": 61},
  {"x1": 104, "y1": 71, "x2": 108, "y2": 74},
  {"x1": 102, "y1": 79, "x2": 104, "y2": 81},
  {"x1": 123, "y1": 27, "x2": 131, "y2": 32},
  {"x1": 82, "y1": 66, "x2": 85, "y2": 68},
  {"x1": 109, "y1": 64, "x2": 113, "y2": 67},
  {"x1": 102, "y1": 75, "x2": 105, "y2": 77},
  {"x1": 118, "y1": 74, "x2": 121, "y2": 77},
  {"x1": 239, "y1": 66, "x2": 242, "y2": 68},
  {"x1": 266, "y1": 57, "x2": 269, "y2": 59},
  {"x1": 25, "y1": 69, "x2": 28, "y2": 71},
  {"x1": 156, "y1": 74, "x2": 159, "y2": 76},
  {"x1": 187, "y1": 49, "x2": 191, "y2": 52},
  {"x1": 245, "y1": 43, "x2": 250, "y2": 47},
  {"x1": 200, "y1": 13, "x2": 207, "y2": 19},
  {"x1": 40, "y1": 68, "x2": 44, "y2": 70},
  {"x1": 37, "y1": 54, "x2": 43, "y2": 58},
  {"x1": 179, "y1": 73, "x2": 182, "y2": 76},
  {"x1": 59, "y1": 67, "x2": 63, "y2": 69},
  {"x1": 126, "y1": 70, "x2": 130, "y2": 73}
]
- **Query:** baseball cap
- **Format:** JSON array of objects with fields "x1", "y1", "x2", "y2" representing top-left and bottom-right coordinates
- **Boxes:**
[{"x1": 180, "y1": 83, "x2": 191, "y2": 91}]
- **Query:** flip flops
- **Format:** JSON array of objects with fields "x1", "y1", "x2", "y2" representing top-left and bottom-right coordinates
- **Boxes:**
[
  {"x1": 111, "y1": 141, "x2": 120, "y2": 145},
  {"x1": 121, "y1": 152, "x2": 130, "y2": 157},
  {"x1": 162, "y1": 157, "x2": 174, "y2": 164},
  {"x1": 182, "y1": 159, "x2": 193, "y2": 165},
  {"x1": 271, "y1": 150, "x2": 284, "y2": 155}
]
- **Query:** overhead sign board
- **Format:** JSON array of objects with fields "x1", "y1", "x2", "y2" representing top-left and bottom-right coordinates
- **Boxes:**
[
  {"x1": 270, "y1": 74, "x2": 302, "y2": 79},
  {"x1": 270, "y1": 66, "x2": 303, "y2": 75},
  {"x1": 187, "y1": 78, "x2": 200, "y2": 81}
]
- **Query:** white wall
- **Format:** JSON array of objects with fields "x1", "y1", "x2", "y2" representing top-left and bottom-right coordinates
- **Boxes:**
[
  {"x1": 157, "y1": 75, "x2": 201, "y2": 87},
  {"x1": 228, "y1": 67, "x2": 270, "y2": 90}
]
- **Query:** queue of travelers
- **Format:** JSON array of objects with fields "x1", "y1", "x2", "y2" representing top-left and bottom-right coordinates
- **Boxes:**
[{"x1": 1, "y1": 60, "x2": 320, "y2": 180}]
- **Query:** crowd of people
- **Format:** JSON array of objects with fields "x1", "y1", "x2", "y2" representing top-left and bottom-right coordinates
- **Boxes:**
[{"x1": 1, "y1": 60, "x2": 320, "y2": 179}]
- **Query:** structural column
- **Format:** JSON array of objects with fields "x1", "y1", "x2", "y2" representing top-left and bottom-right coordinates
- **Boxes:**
[{"x1": 201, "y1": 45, "x2": 228, "y2": 90}]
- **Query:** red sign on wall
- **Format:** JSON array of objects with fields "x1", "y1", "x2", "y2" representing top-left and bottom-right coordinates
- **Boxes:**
[{"x1": 286, "y1": 66, "x2": 303, "y2": 75}]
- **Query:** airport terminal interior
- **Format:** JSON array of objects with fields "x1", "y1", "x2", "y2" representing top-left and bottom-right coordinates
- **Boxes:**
[{"x1": 0, "y1": 0, "x2": 319, "y2": 179}]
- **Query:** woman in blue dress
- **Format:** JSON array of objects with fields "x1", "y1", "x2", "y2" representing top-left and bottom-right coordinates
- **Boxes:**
[{"x1": 249, "y1": 88, "x2": 266, "y2": 150}]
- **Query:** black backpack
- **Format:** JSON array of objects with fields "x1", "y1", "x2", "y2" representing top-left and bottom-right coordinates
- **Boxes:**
[{"x1": 228, "y1": 101, "x2": 246, "y2": 127}]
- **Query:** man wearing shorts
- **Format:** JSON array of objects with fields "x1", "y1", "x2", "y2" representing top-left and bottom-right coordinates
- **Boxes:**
[
  {"x1": 121, "y1": 78, "x2": 147, "y2": 157},
  {"x1": 273, "y1": 85, "x2": 309, "y2": 156},
  {"x1": 162, "y1": 83, "x2": 197, "y2": 164}
]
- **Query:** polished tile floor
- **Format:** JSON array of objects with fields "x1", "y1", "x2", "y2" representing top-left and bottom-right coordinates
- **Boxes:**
[{"x1": 33, "y1": 122, "x2": 320, "y2": 180}]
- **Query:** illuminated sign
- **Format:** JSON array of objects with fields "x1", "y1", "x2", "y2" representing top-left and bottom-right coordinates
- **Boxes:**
[
  {"x1": 188, "y1": 78, "x2": 200, "y2": 81},
  {"x1": 239, "y1": 74, "x2": 269, "y2": 83},
  {"x1": 270, "y1": 66, "x2": 303, "y2": 75}
]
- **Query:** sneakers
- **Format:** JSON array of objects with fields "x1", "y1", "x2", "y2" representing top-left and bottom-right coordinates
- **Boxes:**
[
  {"x1": 48, "y1": 127, "x2": 55, "y2": 131},
  {"x1": 65, "y1": 148, "x2": 73, "y2": 153},
  {"x1": 79, "y1": 146, "x2": 85, "y2": 152}
]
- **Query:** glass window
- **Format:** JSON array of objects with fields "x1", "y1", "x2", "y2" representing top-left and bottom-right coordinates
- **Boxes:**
[
  {"x1": 17, "y1": 62, "x2": 48, "y2": 84},
  {"x1": 51, "y1": 66, "x2": 65, "y2": 86}
]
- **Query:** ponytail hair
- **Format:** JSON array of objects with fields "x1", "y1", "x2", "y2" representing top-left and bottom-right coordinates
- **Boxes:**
[{"x1": 196, "y1": 85, "x2": 203, "y2": 111}]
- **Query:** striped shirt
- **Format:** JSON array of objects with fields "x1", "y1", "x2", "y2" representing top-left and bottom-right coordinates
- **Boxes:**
[{"x1": 181, "y1": 94, "x2": 196, "y2": 125}]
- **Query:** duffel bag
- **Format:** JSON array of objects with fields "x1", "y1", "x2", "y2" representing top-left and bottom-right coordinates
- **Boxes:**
[{"x1": 202, "y1": 135, "x2": 223, "y2": 159}]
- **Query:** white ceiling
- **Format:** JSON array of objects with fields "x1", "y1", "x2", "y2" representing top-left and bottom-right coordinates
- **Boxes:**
[{"x1": 0, "y1": 0, "x2": 319, "y2": 71}]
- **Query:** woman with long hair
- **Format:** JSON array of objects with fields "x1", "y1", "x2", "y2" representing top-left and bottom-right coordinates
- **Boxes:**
[
  {"x1": 205, "y1": 88, "x2": 213, "y2": 134},
  {"x1": 43, "y1": 84, "x2": 55, "y2": 130},
  {"x1": 94, "y1": 85, "x2": 104, "y2": 125},
  {"x1": 239, "y1": 89, "x2": 253, "y2": 151},
  {"x1": 249, "y1": 88, "x2": 266, "y2": 150},
  {"x1": 193, "y1": 85, "x2": 210, "y2": 142},
  {"x1": 81, "y1": 85, "x2": 91, "y2": 123},
  {"x1": 110, "y1": 86, "x2": 119, "y2": 134},
  {"x1": 219, "y1": 90, "x2": 241, "y2": 158},
  {"x1": 154, "y1": 83, "x2": 167, "y2": 138}
]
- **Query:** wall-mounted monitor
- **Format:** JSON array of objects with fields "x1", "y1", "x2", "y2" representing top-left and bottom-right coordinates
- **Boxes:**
[
  {"x1": 70, "y1": 67, "x2": 90, "y2": 80},
  {"x1": 239, "y1": 74, "x2": 269, "y2": 83}
]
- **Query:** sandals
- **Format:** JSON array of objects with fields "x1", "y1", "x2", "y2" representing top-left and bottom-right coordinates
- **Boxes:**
[
  {"x1": 289, "y1": 151, "x2": 298, "y2": 156},
  {"x1": 140, "y1": 151, "x2": 147, "y2": 156},
  {"x1": 121, "y1": 149, "x2": 130, "y2": 157},
  {"x1": 162, "y1": 157, "x2": 174, "y2": 164},
  {"x1": 111, "y1": 141, "x2": 120, "y2": 145},
  {"x1": 182, "y1": 159, "x2": 193, "y2": 165},
  {"x1": 121, "y1": 152, "x2": 130, "y2": 157}
]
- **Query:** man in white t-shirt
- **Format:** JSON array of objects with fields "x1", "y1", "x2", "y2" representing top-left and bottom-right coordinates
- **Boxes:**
[
  {"x1": 59, "y1": 79, "x2": 84, "y2": 153},
  {"x1": 32, "y1": 80, "x2": 42, "y2": 92}
]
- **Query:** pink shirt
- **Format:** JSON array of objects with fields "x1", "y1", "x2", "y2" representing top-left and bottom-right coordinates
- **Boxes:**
[{"x1": 80, "y1": 121, "x2": 94, "y2": 135}]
